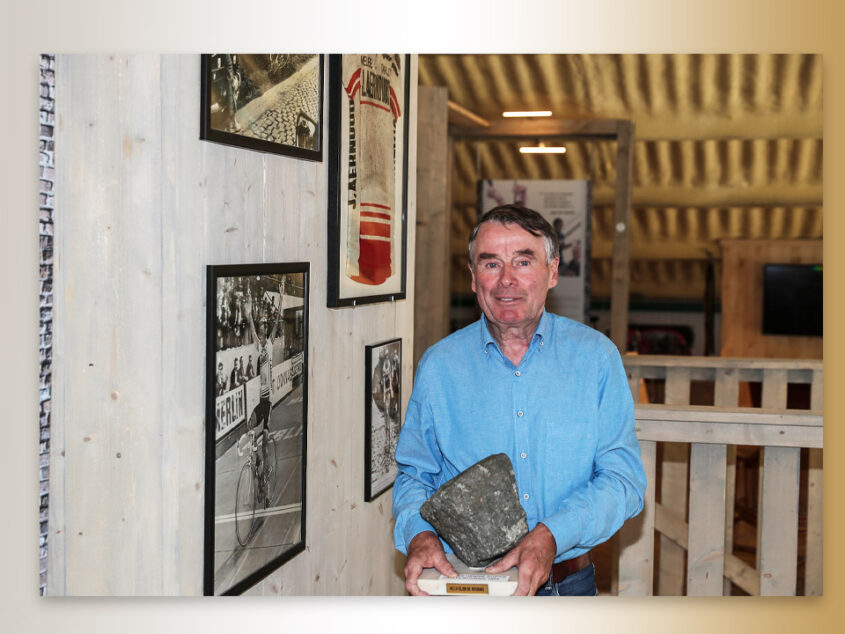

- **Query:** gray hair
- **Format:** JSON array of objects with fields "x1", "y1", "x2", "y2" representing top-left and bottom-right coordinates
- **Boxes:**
[{"x1": 468, "y1": 204, "x2": 559, "y2": 266}]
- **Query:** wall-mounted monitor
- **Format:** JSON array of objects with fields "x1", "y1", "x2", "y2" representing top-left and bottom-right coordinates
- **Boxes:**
[{"x1": 762, "y1": 264, "x2": 822, "y2": 337}]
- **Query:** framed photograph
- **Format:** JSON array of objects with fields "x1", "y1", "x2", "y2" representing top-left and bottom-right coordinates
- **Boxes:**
[
  {"x1": 364, "y1": 338, "x2": 402, "y2": 501},
  {"x1": 201, "y1": 54, "x2": 323, "y2": 161},
  {"x1": 204, "y1": 263, "x2": 309, "y2": 595},
  {"x1": 327, "y1": 54, "x2": 411, "y2": 307}
]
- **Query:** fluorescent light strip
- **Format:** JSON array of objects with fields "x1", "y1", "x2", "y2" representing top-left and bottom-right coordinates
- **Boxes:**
[
  {"x1": 502, "y1": 110, "x2": 552, "y2": 118},
  {"x1": 519, "y1": 146, "x2": 567, "y2": 154}
]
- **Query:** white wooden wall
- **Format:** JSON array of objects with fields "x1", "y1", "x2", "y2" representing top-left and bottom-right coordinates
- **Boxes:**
[{"x1": 49, "y1": 54, "x2": 417, "y2": 596}]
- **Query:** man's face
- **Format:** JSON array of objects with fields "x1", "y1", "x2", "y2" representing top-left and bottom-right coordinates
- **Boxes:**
[{"x1": 469, "y1": 222, "x2": 558, "y2": 333}]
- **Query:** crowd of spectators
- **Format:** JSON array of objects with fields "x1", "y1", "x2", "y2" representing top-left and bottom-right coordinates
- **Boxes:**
[
  {"x1": 216, "y1": 277, "x2": 283, "y2": 351},
  {"x1": 215, "y1": 354, "x2": 257, "y2": 397}
]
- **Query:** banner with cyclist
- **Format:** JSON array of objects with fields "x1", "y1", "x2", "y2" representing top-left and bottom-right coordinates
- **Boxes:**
[{"x1": 215, "y1": 353, "x2": 304, "y2": 441}]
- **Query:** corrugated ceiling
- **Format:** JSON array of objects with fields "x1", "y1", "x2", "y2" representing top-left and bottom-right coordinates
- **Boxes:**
[{"x1": 418, "y1": 54, "x2": 823, "y2": 300}]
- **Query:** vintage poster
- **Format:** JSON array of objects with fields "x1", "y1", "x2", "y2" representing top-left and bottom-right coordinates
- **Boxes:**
[
  {"x1": 205, "y1": 264, "x2": 309, "y2": 595},
  {"x1": 328, "y1": 54, "x2": 410, "y2": 306},
  {"x1": 479, "y1": 179, "x2": 592, "y2": 323}
]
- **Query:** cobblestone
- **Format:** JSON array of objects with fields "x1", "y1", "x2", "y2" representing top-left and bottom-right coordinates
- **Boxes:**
[{"x1": 240, "y1": 56, "x2": 321, "y2": 148}]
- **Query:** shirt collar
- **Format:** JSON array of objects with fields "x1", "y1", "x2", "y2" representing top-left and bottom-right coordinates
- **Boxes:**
[{"x1": 479, "y1": 310, "x2": 549, "y2": 352}]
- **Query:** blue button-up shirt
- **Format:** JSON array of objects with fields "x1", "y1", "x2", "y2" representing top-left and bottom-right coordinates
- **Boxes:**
[{"x1": 392, "y1": 311, "x2": 646, "y2": 563}]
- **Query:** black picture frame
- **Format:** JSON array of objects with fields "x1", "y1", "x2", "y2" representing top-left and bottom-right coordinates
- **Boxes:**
[
  {"x1": 327, "y1": 54, "x2": 411, "y2": 307},
  {"x1": 364, "y1": 338, "x2": 402, "y2": 502},
  {"x1": 204, "y1": 262, "x2": 309, "y2": 595},
  {"x1": 201, "y1": 54, "x2": 324, "y2": 161}
]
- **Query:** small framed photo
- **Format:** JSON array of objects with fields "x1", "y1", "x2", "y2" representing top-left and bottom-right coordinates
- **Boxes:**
[
  {"x1": 204, "y1": 263, "x2": 309, "y2": 595},
  {"x1": 364, "y1": 338, "x2": 402, "y2": 502},
  {"x1": 327, "y1": 54, "x2": 411, "y2": 307},
  {"x1": 201, "y1": 54, "x2": 323, "y2": 161}
]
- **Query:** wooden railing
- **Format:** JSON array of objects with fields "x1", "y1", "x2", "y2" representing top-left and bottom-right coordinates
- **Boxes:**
[{"x1": 616, "y1": 356, "x2": 822, "y2": 596}]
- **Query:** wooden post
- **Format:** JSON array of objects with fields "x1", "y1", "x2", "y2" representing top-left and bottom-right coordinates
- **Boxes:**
[
  {"x1": 414, "y1": 86, "x2": 451, "y2": 371},
  {"x1": 805, "y1": 369, "x2": 823, "y2": 595},
  {"x1": 714, "y1": 367, "x2": 739, "y2": 595},
  {"x1": 610, "y1": 120, "x2": 633, "y2": 353},
  {"x1": 687, "y1": 443, "x2": 727, "y2": 595},
  {"x1": 618, "y1": 440, "x2": 656, "y2": 595},
  {"x1": 658, "y1": 367, "x2": 690, "y2": 595},
  {"x1": 759, "y1": 446, "x2": 801, "y2": 595},
  {"x1": 758, "y1": 369, "x2": 788, "y2": 571}
]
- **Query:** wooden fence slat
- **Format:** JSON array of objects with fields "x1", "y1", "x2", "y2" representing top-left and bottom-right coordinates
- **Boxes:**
[
  {"x1": 756, "y1": 369, "x2": 789, "y2": 571},
  {"x1": 759, "y1": 446, "x2": 801, "y2": 595},
  {"x1": 634, "y1": 419, "x2": 822, "y2": 448},
  {"x1": 620, "y1": 357, "x2": 822, "y2": 597},
  {"x1": 655, "y1": 501, "x2": 760, "y2": 596},
  {"x1": 618, "y1": 440, "x2": 656, "y2": 596},
  {"x1": 687, "y1": 443, "x2": 727, "y2": 595},
  {"x1": 805, "y1": 448, "x2": 823, "y2": 595},
  {"x1": 714, "y1": 367, "x2": 739, "y2": 595},
  {"x1": 725, "y1": 553, "x2": 761, "y2": 596},
  {"x1": 626, "y1": 366, "x2": 642, "y2": 403},
  {"x1": 805, "y1": 368, "x2": 823, "y2": 595},
  {"x1": 657, "y1": 368, "x2": 691, "y2": 596},
  {"x1": 761, "y1": 369, "x2": 789, "y2": 409}
]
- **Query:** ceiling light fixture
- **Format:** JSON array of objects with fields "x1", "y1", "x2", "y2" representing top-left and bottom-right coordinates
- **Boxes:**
[
  {"x1": 502, "y1": 110, "x2": 552, "y2": 118},
  {"x1": 519, "y1": 143, "x2": 566, "y2": 154}
]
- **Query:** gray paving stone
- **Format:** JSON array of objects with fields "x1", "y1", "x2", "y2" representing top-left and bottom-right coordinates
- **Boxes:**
[{"x1": 420, "y1": 453, "x2": 528, "y2": 568}]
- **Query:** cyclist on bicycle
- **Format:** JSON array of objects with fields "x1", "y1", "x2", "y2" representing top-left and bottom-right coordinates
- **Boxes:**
[{"x1": 244, "y1": 281, "x2": 283, "y2": 501}]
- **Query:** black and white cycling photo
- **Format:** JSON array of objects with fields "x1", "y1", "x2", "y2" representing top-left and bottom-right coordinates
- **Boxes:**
[
  {"x1": 364, "y1": 338, "x2": 402, "y2": 502},
  {"x1": 204, "y1": 263, "x2": 308, "y2": 595},
  {"x1": 201, "y1": 54, "x2": 323, "y2": 161}
]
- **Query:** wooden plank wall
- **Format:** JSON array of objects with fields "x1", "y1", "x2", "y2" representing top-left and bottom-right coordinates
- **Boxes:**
[
  {"x1": 720, "y1": 239, "x2": 822, "y2": 359},
  {"x1": 413, "y1": 86, "x2": 451, "y2": 371},
  {"x1": 49, "y1": 54, "x2": 417, "y2": 596}
]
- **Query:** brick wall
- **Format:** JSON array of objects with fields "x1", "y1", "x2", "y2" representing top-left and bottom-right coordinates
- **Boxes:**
[{"x1": 39, "y1": 53, "x2": 55, "y2": 596}]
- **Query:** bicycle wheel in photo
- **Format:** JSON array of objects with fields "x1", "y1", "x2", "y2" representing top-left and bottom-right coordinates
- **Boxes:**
[
  {"x1": 264, "y1": 435, "x2": 278, "y2": 507},
  {"x1": 234, "y1": 460, "x2": 256, "y2": 547}
]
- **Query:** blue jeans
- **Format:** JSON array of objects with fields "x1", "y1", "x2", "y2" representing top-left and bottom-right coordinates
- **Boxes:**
[{"x1": 535, "y1": 562, "x2": 598, "y2": 596}]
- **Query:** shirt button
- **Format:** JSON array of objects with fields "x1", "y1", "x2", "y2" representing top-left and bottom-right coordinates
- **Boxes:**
[
  {"x1": 517, "y1": 410, "x2": 524, "y2": 417},
  {"x1": 540, "y1": 341, "x2": 544, "y2": 347},
  {"x1": 523, "y1": 493, "x2": 530, "y2": 500},
  {"x1": 514, "y1": 370, "x2": 521, "y2": 377},
  {"x1": 521, "y1": 452, "x2": 527, "y2": 459}
]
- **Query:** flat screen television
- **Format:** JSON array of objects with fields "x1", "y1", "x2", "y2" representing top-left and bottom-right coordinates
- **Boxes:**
[{"x1": 762, "y1": 263, "x2": 822, "y2": 337}]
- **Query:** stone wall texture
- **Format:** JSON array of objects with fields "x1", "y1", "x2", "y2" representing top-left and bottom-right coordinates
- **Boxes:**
[{"x1": 39, "y1": 53, "x2": 55, "y2": 596}]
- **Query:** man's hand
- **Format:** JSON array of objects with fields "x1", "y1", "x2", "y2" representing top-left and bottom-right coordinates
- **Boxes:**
[
  {"x1": 403, "y1": 531, "x2": 457, "y2": 596},
  {"x1": 485, "y1": 522, "x2": 557, "y2": 596}
]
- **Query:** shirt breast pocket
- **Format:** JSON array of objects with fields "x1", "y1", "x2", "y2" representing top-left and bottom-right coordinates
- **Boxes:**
[{"x1": 537, "y1": 402, "x2": 598, "y2": 479}]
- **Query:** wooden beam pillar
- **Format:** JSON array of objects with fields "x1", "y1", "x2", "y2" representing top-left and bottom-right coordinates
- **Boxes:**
[
  {"x1": 414, "y1": 86, "x2": 452, "y2": 370},
  {"x1": 610, "y1": 120, "x2": 633, "y2": 352}
]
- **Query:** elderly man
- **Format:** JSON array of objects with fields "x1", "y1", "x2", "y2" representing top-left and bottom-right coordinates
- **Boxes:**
[{"x1": 392, "y1": 204, "x2": 646, "y2": 596}]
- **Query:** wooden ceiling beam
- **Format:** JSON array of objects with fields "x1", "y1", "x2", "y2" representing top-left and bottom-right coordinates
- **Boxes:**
[
  {"x1": 451, "y1": 118, "x2": 623, "y2": 140},
  {"x1": 447, "y1": 99, "x2": 490, "y2": 128},
  {"x1": 448, "y1": 117, "x2": 821, "y2": 142},
  {"x1": 454, "y1": 185, "x2": 822, "y2": 209}
]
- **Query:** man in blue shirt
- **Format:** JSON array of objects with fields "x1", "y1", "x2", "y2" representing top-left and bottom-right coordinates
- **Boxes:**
[{"x1": 392, "y1": 204, "x2": 646, "y2": 596}]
